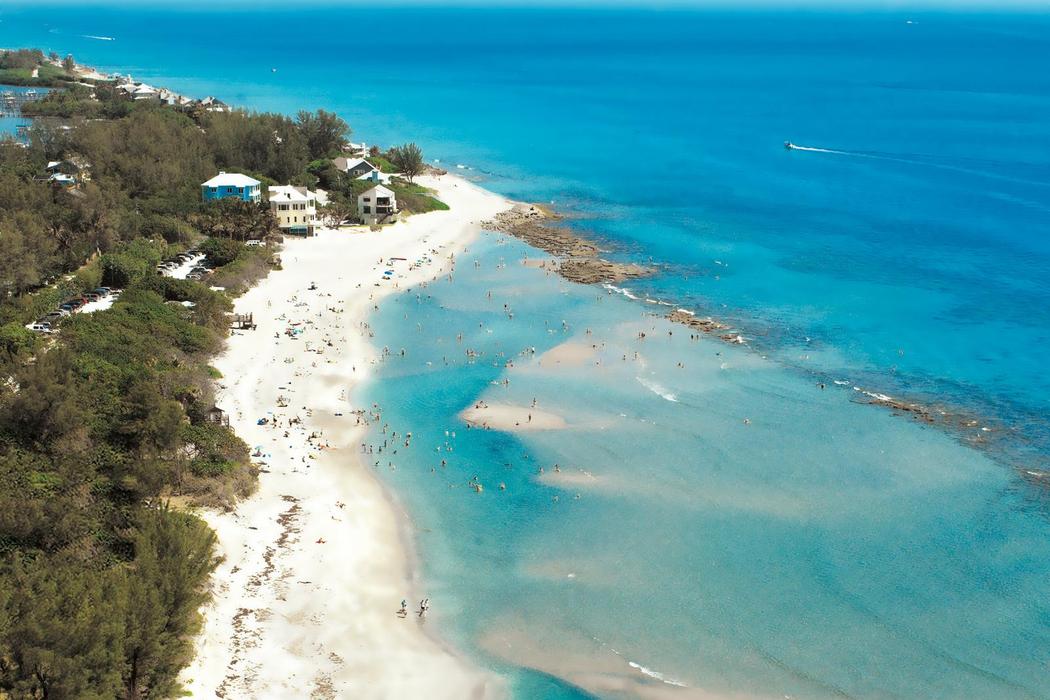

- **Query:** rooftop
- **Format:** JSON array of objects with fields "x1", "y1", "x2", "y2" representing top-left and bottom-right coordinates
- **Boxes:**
[
  {"x1": 268, "y1": 185, "x2": 314, "y2": 203},
  {"x1": 338, "y1": 157, "x2": 375, "y2": 171},
  {"x1": 361, "y1": 184, "x2": 395, "y2": 198},
  {"x1": 202, "y1": 171, "x2": 261, "y2": 188}
]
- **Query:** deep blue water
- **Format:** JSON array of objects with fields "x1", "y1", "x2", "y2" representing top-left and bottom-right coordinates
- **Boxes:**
[
  {"x1": 3, "y1": 5, "x2": 1050, "y2": 698},
  {"x1": 1, "y1": 6, "x2": 1047, "y2": 465}
]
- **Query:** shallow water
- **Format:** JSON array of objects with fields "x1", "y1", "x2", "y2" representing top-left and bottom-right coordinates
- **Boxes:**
[
  {"x1": 1, "y1": 6, "x2": 1047, "y2": 465},
  {"x1": 3, "y1": 6, "x2": 1050, "y2": 697},
  {"x1": 0, "y1": 86, "x2": 41, "y2": 139},
  {"x1": 360, "y1": 233, "x2": 1050, "y2": 699}
]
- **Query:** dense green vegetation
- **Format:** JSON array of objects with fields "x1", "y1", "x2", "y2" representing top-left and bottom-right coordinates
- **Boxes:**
[
  {"x1": 310, "y1": 146, "x2": 444, "y2": 223},
  {"x1": 0, "y1": 50, "x2": 378, "y2": 698},
  {"x1": 389, "y1": 177, "x2": 450, "y2": 214},
  {"x1": 0, "y1": 49, "x2": 77, "y2": 87}
]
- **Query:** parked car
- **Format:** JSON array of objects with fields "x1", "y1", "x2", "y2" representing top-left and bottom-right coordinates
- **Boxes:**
[
  {"x1": 30, "y1": 322, "x2": 53, "y2": 332},
  {"x1": 93, "y1": 287, "x2": 111, "y2": 297}
]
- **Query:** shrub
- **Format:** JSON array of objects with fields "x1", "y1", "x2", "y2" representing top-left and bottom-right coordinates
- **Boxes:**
[
  {"x1": 0, "y1": 322, "x2": 37, "y2": 359},
  {"x1": 199, "y1": 237, "x2": 244, "y2": 267}
]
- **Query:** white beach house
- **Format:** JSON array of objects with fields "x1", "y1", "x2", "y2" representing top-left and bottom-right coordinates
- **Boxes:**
[
  {"x1": 357, "y1": 184, "x2": 397, "y2": 225},
  {"x1": 268, "y1": 185, "x2": 319, "y2": 235}
]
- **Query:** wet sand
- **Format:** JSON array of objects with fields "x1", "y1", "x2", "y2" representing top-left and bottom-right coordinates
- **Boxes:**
[{"x1": 460, "y1": 402, "x2": 568, "y2": 431}]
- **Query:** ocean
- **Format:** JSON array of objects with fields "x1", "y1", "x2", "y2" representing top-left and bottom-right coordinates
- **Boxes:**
[{"x1": 2, "y1": 5, "x2": 1049, "y2": 698}]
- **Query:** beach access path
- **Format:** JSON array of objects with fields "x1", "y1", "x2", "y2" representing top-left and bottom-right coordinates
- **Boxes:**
[{"x1": 179, "y1": 174, "x2": 512, "y2": 699}]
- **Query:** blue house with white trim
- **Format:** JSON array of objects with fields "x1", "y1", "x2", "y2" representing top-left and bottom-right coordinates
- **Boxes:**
[{"x1": 201, "y1": 172, "x2": 262, "y2": 203}]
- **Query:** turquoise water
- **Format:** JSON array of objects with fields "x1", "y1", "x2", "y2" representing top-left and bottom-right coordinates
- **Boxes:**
[
  {"x1": 361, "y1": 234, "x2": 1050, "y2": 698},
  {"x1": 0, "y1": 86, "x2": 41, "y2": 139},
  {"x1": 1, "y1": 7, "x2": 1047, "y2": 466},
  {"x1": 3, "y1": 5, "x2": 1050, "y2": 697}
]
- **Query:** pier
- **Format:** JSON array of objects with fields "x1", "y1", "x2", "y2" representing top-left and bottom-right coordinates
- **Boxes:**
[{"x1": 0, "y1": 89, "x2": 46, "y2": 116}]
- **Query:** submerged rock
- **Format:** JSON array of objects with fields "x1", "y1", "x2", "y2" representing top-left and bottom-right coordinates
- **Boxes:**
[{"x1": 482, "y1": 203, "x2": 654, "y2": 284}]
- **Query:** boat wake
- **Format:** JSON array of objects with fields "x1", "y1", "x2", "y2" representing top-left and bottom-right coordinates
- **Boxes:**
[
  {"x1": 81, "y1": 34, "x2": 116, "y2": 41},
  {"x1": 786, "y1": 143, "x2": 852, "y2": 156},
  {"x1": 786, "y1": 142, "x2": 1050, "y2": 188}
]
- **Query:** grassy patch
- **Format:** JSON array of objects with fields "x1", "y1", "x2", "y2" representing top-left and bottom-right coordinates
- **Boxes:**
[{"x1": 389, "y1": 178, "x2": 450, "y2": 215}]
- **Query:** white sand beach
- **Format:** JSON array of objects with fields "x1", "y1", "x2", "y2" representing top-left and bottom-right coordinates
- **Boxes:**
[
  {"x1": 536, "y1": 340, "x2": 597, "y2": 368},
  {"x1": 180, "y1": 175, "x2": 512, "y2": 699},
  {"x1": 460, "y1": 402, "x2": 567, "y2": 431}
]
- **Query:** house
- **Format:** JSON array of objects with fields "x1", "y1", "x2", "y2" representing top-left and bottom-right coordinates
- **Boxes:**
[
  {"x1": 333, "y1": 157, "x2": 377, "y2": 179},
  {"x1": 206, "y1": 406, "x2": 230, "y2": 426},
  {"x1": 358, "y1": 184, "x2": 398, "y2": 225},
  {"x1": 201, "y1": 172, "x2": 261, "y2": 203},
  {"x1": 345, "y1": 141, "x2": 368, "y2": 158},
  {"x1": 48, "y1": 173, "x2": 77, "y2": 188},
  {"x1": 46, "y1": 158, "x2": 88, "y2": 176},
  {"x1": 131, "y1": 84, "x2": 160, "y2": 102},
  {"x1": 199, "y1": 96, "x2": 230, "y2": 113},
  {"x1": 158, "y1": 89, "x2": 183, "y2": 106},
  {"x1": 268, "y1": 185, "x2": 319, "y2": 235}
]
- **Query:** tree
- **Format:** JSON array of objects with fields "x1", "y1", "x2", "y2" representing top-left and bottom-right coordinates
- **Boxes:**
[
  {"x1": 295, "y1": 109, "x2": 350, "y2": 160},
  {"x1": 0, "y1": 323, "x2": 37, "y2": 362},
  {"x1": 196, "y1": 200, "x2": 278, "y2": 242},
  {"x1": 389, "y1": 143, "x2": 425, "y2": 182},
  {"x1": 120, "y1": 507, "x2": 217, "y2": 699},
  {"x1": 0, "y1": 555, "x2": 126, "y2": 699},
  {"x1": 202, "y1": 111, "x2": 308, "y2": 184},
  {"x1": 62, "y1": 54, "x2": 76, "y2": 74},
  {"x1": 199, "y1": 236, "x2": 244, "y2": 266}
]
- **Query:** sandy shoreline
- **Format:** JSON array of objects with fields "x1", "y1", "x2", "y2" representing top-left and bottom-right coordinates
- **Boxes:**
[{"x1": 180, "y1": 174, "x2": 512, "y2": 698}]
